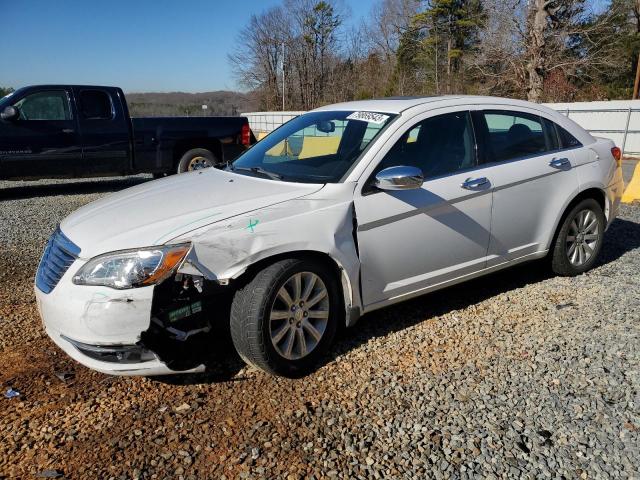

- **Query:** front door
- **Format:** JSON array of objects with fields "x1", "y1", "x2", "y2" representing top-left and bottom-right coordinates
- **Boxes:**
[
  {"x1": 354, "y1": 110, "x2": 493, "y2": 309},
  {"x1": 0, "y1": 89, "x2": 82, "y2": 178}
]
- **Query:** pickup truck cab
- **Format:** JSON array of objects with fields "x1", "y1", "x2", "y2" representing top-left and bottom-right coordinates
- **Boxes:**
[{"x1": 0, "y1": 85, "x2": 251, "y2": 179}]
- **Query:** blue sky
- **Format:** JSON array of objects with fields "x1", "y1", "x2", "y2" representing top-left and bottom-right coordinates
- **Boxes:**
[{"x1": 1, "y1": 0, "x2": 369, "y2": 93}]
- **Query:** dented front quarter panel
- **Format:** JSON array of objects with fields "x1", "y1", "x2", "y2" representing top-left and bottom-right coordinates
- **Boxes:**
[{"x1": 172, "y1": 182, "x2": 363, "y2": 324}]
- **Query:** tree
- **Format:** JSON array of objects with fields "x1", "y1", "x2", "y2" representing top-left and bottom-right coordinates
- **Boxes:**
[{"x1": 0, "y1": 87, "x2": 14, "y2": 97}]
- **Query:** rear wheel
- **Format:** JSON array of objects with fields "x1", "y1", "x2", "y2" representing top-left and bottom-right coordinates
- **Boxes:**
[
  {"x1": 176, "y1": 148, "x2": 218, "y2": 174},
  {"x1": 230, "y1": 258, "x2": 340, "y2": 378},
  {"x1": 551, "y1": 198, "x2": 605, "y2": 276}
]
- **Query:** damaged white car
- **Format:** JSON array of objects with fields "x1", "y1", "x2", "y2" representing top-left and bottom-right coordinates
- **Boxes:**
[{"x1": 35, "y1": 97, "x2": 624, "y2": 377}]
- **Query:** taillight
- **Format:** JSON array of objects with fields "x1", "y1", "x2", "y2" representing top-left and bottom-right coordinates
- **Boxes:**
[
  {"x1": 611, "y1": 146, "x2": 622, "y2": 167},
  {"x1": 241, "y1": 123, "x2": 251, "y2": 146}
]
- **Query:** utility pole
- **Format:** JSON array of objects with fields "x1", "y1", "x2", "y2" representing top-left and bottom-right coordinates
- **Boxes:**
[{"x1": 634, "y1": 52, "x2": 640, "y2": 99}]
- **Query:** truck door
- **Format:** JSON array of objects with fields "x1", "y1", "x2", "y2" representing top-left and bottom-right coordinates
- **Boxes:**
[
  {"x1": 73, "y1": 88, "x2": 131, "y2": 175},
  {"x1": 0, "y1": 88, "x2": 82, "y2": 178}
]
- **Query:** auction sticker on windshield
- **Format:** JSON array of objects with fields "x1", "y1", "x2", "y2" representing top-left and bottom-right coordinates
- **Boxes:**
[{"x1": 346, "y1": 111, "x2": 390, "y2": 124}]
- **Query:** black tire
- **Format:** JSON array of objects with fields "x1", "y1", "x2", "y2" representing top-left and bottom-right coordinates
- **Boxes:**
[
  {"x1": 230, "y1": 258, "x2": 341, "y2": 378},
  {"x1": 550, "y1": 198, "x2": 605, "y2": 276},
  {"x1": 176, "y1": 148, "x2": 218, "y2": 174}
]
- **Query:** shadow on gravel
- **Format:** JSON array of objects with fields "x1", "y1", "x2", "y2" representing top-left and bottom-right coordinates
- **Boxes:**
[
  {"x1": 0, "y1": 177, "x2": 152, "y2": 201},
  {"x1": 597, "y1": 217, "x2": 640, "y2": 265}
]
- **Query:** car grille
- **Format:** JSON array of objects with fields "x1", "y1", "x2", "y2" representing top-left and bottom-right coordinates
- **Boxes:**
[{"x1": 36, "y1": 227, "x2": 81, "y2": 294}]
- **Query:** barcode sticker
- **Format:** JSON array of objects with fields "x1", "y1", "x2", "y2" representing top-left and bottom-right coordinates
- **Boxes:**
[{"x1": 346, "y1": 111, "x2": 390, "y2": 124}]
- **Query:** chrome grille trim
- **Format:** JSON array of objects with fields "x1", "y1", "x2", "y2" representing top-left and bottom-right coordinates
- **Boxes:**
[{"x1": 35, "y1": 227, "x2": 80, "y2": 294}]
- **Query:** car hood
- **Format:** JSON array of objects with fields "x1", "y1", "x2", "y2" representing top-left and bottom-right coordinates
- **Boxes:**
[{"x1": 60, "y1": 169, "x2": 323, "y2": 259}]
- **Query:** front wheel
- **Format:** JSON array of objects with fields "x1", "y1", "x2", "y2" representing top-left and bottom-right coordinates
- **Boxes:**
[
  {"x1": 230, "y1": 258, "x2": 340, "y2": 378},
  {"x1": 551, "y1": 198, "x2": 605, "y2": 276}
]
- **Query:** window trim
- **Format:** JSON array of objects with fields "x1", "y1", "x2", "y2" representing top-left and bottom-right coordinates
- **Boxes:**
[
  {"x1": 474, "y1": 109, "x2": 562, "y2": 165},
  {"x1": 12, "y1": 89, "x2": 74, "y2": 122},
  {"x1": 78, "y1": 89, "x2": 115, "y2": 121},
  {"x1": 362, "y1": 109, "x2": 479, "y2": 194}
]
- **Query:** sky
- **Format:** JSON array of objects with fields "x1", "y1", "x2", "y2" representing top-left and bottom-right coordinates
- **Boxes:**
[{"x1": 0, "y1": 0, "x2": 369, "y2": 93}]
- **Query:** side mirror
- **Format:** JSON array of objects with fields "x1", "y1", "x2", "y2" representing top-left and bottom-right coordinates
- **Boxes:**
[
  {"x1": 316, "y1": 120, "x2": 335, "y2": 133},
  {"x1": 375, "y1": 165, "x2": 424, "y2": 191},
  {"x1": 0, "y1": 105, "x2": 19, "y2": 121}
]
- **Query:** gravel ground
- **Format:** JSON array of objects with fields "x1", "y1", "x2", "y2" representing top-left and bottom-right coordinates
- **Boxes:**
[{"x1": 0, "y1": 175, "x2": 639, "y2": 479}]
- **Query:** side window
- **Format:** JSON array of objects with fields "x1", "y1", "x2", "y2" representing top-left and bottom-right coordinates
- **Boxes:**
[
  {"x1": 482, "y1": 111, "x2": 548, "y2": 162},
  {"x1": 377, "y1": 111, "x2": 476, "y2": 178},
  {"x1": 79, "y1": 90, "x2": 113, "y2": 120},
  {"x1": 557, "y1": 125, "x2": 582, "y2": 149},
  {"x1": 13, "y1": 91, "x2": 72, "y2": 121}
]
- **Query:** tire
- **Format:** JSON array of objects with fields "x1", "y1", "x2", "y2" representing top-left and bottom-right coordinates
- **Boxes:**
[
  {"x1": 176, "y1": 148, "x2": 218, "y2": 174},
  {"x1": 550, "y1": 198, "x2": 605, "y2": 276},
  {"x1": 230, "y1": 258, "x2": 340, "y2": 378}
]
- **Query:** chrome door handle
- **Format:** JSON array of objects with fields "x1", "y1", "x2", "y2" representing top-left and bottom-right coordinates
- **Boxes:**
[
  {"x1": 62, "y1": 128, "x2": 75, "y2": 134},
  {"x1": 549, "y1": 157, "x2": 570, "y2": 168},
  {"x1": 461, "y1": 177, "x2": 489, "y2": 189}
]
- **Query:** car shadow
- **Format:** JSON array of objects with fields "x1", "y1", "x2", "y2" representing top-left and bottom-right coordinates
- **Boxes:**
[
  {"x1": 0, "y1": 176, "x2": 152, "y2": 201},
  {"x1": 153, "y1": 216, "x2": 640, "y2": 385}
]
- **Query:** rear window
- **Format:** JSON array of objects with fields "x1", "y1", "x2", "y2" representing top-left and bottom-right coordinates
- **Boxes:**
[
  {"x1": 79, "y1": 90, "x2": 113, "y2": 120},
  {"x1": 557, "y1": 125, "x2": 582, "y2": 149}
]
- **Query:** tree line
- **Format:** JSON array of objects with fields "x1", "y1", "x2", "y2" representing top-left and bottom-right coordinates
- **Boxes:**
[{"x1": 229, "y1": 0, "x2": 640, "y2": 110}]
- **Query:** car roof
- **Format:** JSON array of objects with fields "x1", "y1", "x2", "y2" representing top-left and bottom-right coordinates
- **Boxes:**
[{"x1": 312, "y1": 95, "x2": 559, "y2": 116}]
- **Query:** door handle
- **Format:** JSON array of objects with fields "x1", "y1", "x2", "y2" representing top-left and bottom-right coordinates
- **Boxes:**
[
  {"x1": 62, "y1": 128, "x2": 75, "y2": 134},
  {"x1": 461, "y1": 177, "x2": 489, "y2": 189},
  {"x1": 549, "y1": 157, "x2": 570, "y2": 168}
]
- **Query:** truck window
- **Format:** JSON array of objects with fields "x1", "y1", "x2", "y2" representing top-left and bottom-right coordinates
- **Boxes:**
[
  {"x1": 14, "y1": 90, "x2": 72, "y2": 121},
  {"x1": 79, "y1": 90, "x2": 113, "y2": 120}
]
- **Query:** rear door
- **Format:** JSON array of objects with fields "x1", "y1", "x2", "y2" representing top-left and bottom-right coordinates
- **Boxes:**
[
  {"x1": 73, "y1": 88, "x2": 131, "y2": 176},
  {"x1": 0, "y1": 88, "x2": 82, "y2": 178},
  {"x1": 471, "y1": 108, "x2": 579, "y2": 267}
]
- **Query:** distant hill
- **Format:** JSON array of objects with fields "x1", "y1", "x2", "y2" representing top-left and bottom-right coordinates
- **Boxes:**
[{"x1": 125, "y1": 90, "x2": 257, "y2": 117}]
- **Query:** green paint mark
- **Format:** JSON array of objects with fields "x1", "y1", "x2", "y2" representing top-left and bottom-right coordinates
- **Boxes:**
[{"x1": 246, "y1": 218, "x2": 259, "y2": 233}]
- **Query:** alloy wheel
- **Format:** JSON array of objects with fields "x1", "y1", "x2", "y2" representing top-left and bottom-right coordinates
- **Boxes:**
[
  {"x1": 269, "y1": 272, "x2": 329, "y2": 360},
  {"x1": 566, "y1": 208, "x2": 600, "y2": 266}
]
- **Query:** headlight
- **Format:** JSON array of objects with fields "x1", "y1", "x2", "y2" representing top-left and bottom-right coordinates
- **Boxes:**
[{"x1": 72, "y1": 244, "x2": 191, "y2": 289}]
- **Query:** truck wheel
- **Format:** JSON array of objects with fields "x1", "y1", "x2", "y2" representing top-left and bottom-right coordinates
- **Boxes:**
[
  {"x1": 230, "y1": 258, "x2": 340, "y2": 378},
  {"x1": 550, "y1": 198, "x2": 605, "y2": 276},
  {"x1": 177, "y1": 148, "x2": 218, "y2": 173}
]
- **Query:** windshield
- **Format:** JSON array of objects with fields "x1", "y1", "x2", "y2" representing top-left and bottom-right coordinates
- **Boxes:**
[{"x1": 231, "y1": 110, "x2": 396, "y2": 183}]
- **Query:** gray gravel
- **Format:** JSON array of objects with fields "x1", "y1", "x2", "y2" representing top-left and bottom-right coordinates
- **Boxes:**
[{"x1": 0, "y1": 176, "x2": 639, "y2": 479}]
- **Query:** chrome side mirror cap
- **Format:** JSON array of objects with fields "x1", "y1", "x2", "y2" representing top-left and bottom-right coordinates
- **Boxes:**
[
  {"x1": 0, "y1": 105, "x2": 19, "y2": 121},
  {"x1": 375, "y1": 165, "x2": 424, "y2": 191}
]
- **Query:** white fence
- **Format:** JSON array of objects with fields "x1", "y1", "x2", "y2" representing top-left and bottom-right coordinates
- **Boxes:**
[{"x1": 244, "y1": 100, "x2": 640, "y2": 155}]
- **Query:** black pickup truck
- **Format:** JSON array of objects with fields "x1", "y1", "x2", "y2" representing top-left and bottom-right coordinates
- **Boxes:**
[{"x1": 0, "y1": 85, "x2": 252, "y2": 180}]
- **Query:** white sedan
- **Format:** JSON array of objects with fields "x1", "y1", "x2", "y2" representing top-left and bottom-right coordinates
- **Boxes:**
[{"x1": 35, "y1": 96, "x2": 625, "y2": 377}]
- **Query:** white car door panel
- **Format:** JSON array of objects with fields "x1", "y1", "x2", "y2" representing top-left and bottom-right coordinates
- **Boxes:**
[
  {"x1": 355, "y1": 174, "x2": 492, "y2": 307},
  {"x1": 353, "y1": 109, "x2": 492, "y2": 308}
]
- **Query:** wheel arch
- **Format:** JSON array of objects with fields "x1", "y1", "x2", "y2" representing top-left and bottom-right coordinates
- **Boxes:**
[
  {"x1": 545, "y1": 186, "x2": 607, "y2": 251},
  {"x1": 231, "y1": 249, "x2": 359, "y2": 327}
]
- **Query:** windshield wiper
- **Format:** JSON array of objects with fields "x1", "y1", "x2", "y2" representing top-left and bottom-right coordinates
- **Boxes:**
[{"x1": 231, "y1": 166, "x2": 283, "y2": 180}]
